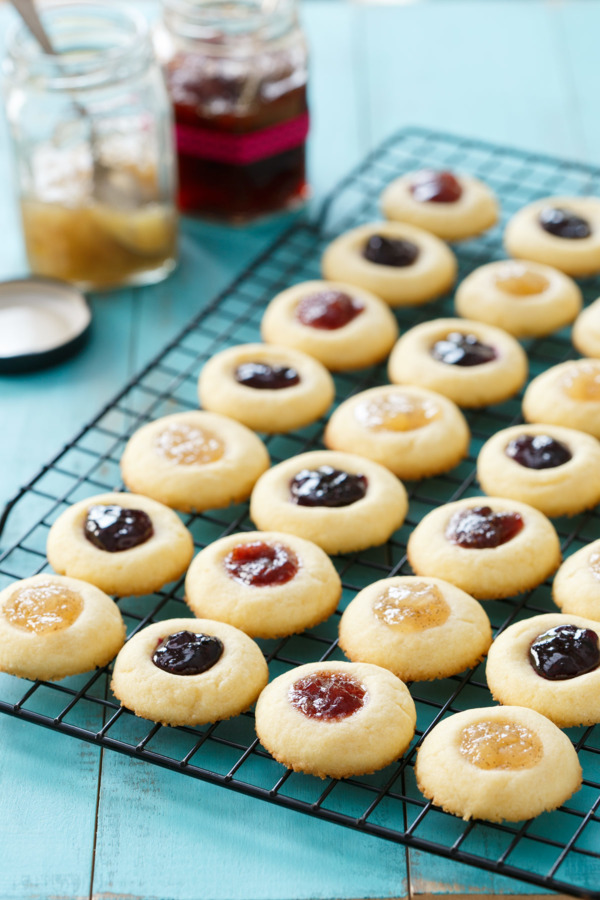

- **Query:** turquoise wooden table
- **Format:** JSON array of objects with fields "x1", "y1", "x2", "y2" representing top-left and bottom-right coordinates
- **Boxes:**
[{"x1": 1, "y1": 1, "x2": 598, "y2": 897}]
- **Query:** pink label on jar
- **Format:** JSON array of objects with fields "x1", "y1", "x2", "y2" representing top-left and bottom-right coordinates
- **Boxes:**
[{"x1": 175, "y1": 112, "x2": 309, "y2": 166}]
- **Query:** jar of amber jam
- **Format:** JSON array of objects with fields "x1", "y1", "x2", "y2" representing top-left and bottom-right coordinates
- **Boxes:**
[
  {"x1": 3, "y1": 3, "x2": 178, "y2": 291},
  {"x1": 156, "y1": 0, "x2": 309, "y2": 221}
]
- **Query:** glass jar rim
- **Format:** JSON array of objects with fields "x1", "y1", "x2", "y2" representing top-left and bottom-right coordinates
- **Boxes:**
[
  {"x1": 5, "y1": 1, "x2": 151, "y2": 90},
  {"x1": 162, "y1": 0, "x2": 297, "y2": 47}
]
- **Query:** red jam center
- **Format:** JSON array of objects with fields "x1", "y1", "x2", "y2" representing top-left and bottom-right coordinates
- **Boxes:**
[
  {"x1": 234, "y1": 362, "x2": 300, "y2": 390},
  {"x1": 410, "y1": 169, "x2": 463, "y2": 204},
  {"x1": 288, "y1": 671, "x2": 366, "y2": 720},
  {"x1": 363, "y1": 234, "x2": 420, "y2": 267},
  {"x1": 290, "y1": 465, "x2": 368, "y2": 507},
  {"x1": 224, "y1": 541, "x2": 299, "y2": 587},
  {"x1": 295, "y1": 290, "x2": 364, "y2": 330},
  {"x1": 529, "y1": 625, "x2": 600, "y2": 680},
  {"x1": 539, "y1": 207, "x2": 591, "y2": 239},
  {"x1": 446, "y1": 505, "x2": 524, "y2": 549},
  {"x1": 84, "y1": 505, "x2": 154, "y2": 553}
]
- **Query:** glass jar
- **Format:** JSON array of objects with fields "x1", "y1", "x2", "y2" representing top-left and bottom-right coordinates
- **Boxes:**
[
  {"x1": 3, "y1": 3, "x2": 178, "y2": 291},
  {"x1": 156, "y1": 0, "x2": 309, "y2": 221}
]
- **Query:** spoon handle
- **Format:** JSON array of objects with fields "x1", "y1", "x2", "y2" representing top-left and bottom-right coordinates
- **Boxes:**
[{"x1": 9, "y1": 0, "x2": 55, "y2": 54}]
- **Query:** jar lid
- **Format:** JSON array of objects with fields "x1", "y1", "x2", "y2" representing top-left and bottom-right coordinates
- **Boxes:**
[{"x1": 0, "y1": 278, "x2": 92, "y2": 374}]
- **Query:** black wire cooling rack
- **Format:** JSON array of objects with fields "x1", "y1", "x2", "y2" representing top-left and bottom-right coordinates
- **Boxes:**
[{"x1": 2, "y1": 127, "x2": 600, "y2": 899}]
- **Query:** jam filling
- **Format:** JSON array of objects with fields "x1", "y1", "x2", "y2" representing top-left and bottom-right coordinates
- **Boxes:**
[
  {"x1": 506, "y1": 434, "x2": 572, "y2": 470},
  {"x1": 295, "y1": 290, "x2": 364, "y2": 330},
  {"x1": 373, "y1": 582, "x2": 450, "y2": 632},
  {"x1": 460, "y1": 721, "x2": 543, "y2": 770},
  {"x1": 84, "y1": 505, "x2": 154, "y2": 553},
  {"x1": 152, "y1": 630, "x2": 224, "y2": 675},
  {"x1": 539, "y1": 207, "x2": 591, "y2": 240},
  {"x1": 495, "y1": 264, "x2": 549, "y2": 296},
  {"x1": 562, "y1": 364, "x2": 600, "y2": 401},
  {"x1": 4, "y1": 581, "x2": 83, "y2": 634},
  {"x1": 431, "y1": 332, "x2": 497, "y2": 367},
  {"x1": 410, "y1": 169, "x2": 462, "y2": 204},
  {"x1": 354, "y1": 393, "x2": 440, "y2": 432},
  {"x1": 155, "y1": 423, "x2": 224, "y2": 465},
  {"x1": 224, "y1": 540, "x2": 299, "y2": 587},
  {"x1": 529, "y1": 624, "x2": 600, "y2": 680},
  {"x1": 290, "y1": 465, "x2": 367, "y2": 507},
  {"x1": 288, "y1": 670, "x2": 366, "y2": 720},
  {"x1": 363, "y1": 234, "x2": 420, "y2": 267},
  {"x1": 234, "y1": 362, "x2": 300, "y2": 390},
  {"x1": 446, "y1": 505, "x2": 524, "y2": 549}
]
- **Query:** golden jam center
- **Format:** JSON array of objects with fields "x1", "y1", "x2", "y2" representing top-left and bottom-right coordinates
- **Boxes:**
[
  {"x1": 354, "y1": 394, "x2": 440, "y2": 432},
  {"x1": 460, "y1": 721, "x2": 543, "y2": 770},
  {"x1": 3, "y1": 581, "x2": 84, "y2": 634},
  {"x1": 494, "y1": 264, "x2": 550, "y2": 296},
  {"x1": 372, "y1": 582, "x2": 450, "y2": 632},
  {"x1": 562, "y1": 364, "x2": 600, "y2": 401},
  {"x1": 155, "y1": 423, "x2": 224, "y2": 465}
]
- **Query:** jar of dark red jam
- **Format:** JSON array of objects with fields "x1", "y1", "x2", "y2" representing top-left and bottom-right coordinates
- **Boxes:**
[{"x1": 156, "y1": 0, "x2": 309, "y2": 221}]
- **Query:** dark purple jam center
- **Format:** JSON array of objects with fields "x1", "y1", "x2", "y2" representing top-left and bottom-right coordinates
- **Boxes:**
[
  {"x1": 234, "y1": 362, "x2": 300, "y2": 390},
  {"x1": 224, "y1": 541, "x2": 299, "y2": 587},
  {"x1": 290, "y1": 465, "x2": 367, "y2": 508},
  {"x1": 446, "y1": 505, "x2": 524, "y2": 549},
  {"x1": 363, "y1": 234, "x2": 420, "y2": 267},
  {"x1": 289, "y1": 671, "x2": 366, "y2": 720},
  {"x1": 506, "y1": 434, "x2": 572, "y2": 470},
  {"x1": 431, "y1": 332, "x2": 497, "y2": 367},
  {"x1": 296, "y1": 290, "x2": 364, "y2": 330},
  {"x1": 152, "y1": 630, "x2": 224, "y2": 675},
  {"x1": 410, "y1": 169, "x2": 463, "y2": 204},
  {"x1": 539, "y1": 207, "x2": 591, "y2": 240},
  {"x1": 84, "y1": 504, "x2": 154, "y2": 553},
  {"x1": 529, "y1": 625, "x2": 600, "y2": 681}
]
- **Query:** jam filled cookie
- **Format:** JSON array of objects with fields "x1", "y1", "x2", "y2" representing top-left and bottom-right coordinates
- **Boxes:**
[
  {"x1": 486, "y1": 613, "x2": 600, "y2": 728},
  {"x1": 260, "y1": 280, "x2": 398, "y2": 371},
  {"x1": 407, "y1": 496, "x2": 561, "y2": 600},
  {"x1": 0, "y1": 574, "x2": 126, "y2": 681},
  {"x1": 47, "y1": 492, "x2": 194, "y2": 597},
  {"x1": 504, "y1": 196, "x2": 600, "y2": 276},
  {"x1": 339, "y1": 576, "x2": 491, "y2": 682},
  {"x1": 523, "y1": 358, "x2": 600, "y2": 439},
  {"x1": 121, "y1": 410, "x2": 270, "y2": 512},
  {"x1": 111, "y1": 617, "x2": 268, "y2": 726},
  {"x1": 249, "y1": 450, "x2": 408, "y2": 555},
  {"x1": 254, "y1": 660, "x2": 416, "y2": 778},
  {"x1": 381, "y1": 169, "x2": 498, "y2": 242},
  {"x1": 572, "y1": 296, "x2": 600, "y2": 357},
  {"x1": 455, "y1": 260, "x2": 582, "y2": 338},
  {"x1": 324, "y1": 384, "x2": 470, "y2": 480},
  {"x1": 477, "y1": 423, "x2": 600, "y2": 518},
  {"x1": 415, "y1": 706, "x2": 581, "y2": 823},
  {"x1": 388, "y1": 318, "x2": 528, "y2": 408},
  {"x1": 553, "y1": 540, "x2": 600, "y2": 621},
  {"x1": 197, "y1": 344, "x2": 334, "y2": 433},
  {"x1": 321, "y1": 222, "x2": 457, "y2": 307},
  {"x1": 184, "y1": 531, "x2": 341, "y2": 638}
]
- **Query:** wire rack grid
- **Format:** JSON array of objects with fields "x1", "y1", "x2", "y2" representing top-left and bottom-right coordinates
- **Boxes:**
[{"x1": 2, "y1": 127, "x2": 600, "y2": 899}]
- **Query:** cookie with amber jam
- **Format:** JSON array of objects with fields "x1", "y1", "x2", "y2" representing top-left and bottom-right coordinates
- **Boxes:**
[
  {"x1": 261, "y1": 280, "x2": 398, "y2": 371},
  {"x1": 388, "y1": 318, "x2": 527, "y2": 408},
  {"x1": 553, "y1": 539, "x2": 600, "y2": 622},
  {"x1": 407, "y1": 496, "x2": 561, "y2": 600},
  {"x1": 572, "y1": 296, "x2": 600, "y2": 358},
  {"x1": 254, "y1": 661, "x2": 416, "y2": 778},
  {"x1": 185, "y1": 531, "x2": 341, "y2": 638},
  {"x1": 249, "y1": 450, "x2": 408, "y2": 555},
  {"x1": 415, "y1": 706, "x2": 581, "y2": 822},
  {"x1": 523, "y1": 358, "x2": 600, "y2": 439},
  {"x1": 0, "y1": 574, "x2": 125, "y2": 681},
  {"x1": 324, "y1": 384, "x2": 470, "y2": 480},
  {"x1": 339, "y1": 576, "x2": 491, "y2": 682},
  {"x1": 121, "y1": 410, "x2": 270, "y2": 512},
  {"x1": 47, "y1": 491, "x2": 194, "y2": 597},
  {"x1": 381, "y1": 170, "x2": 498, "y2": 242},
  {"x1": 486, "y1": 613, "x2": 600, "y2": 728},
  {"x1": 455, "y1": 260, "x2": 582, "y2": 338},
  {"x1": 111, "y1": 617, "x2": 268, "y2": 726},
  {"x1": 197, "y1": 343, "x2": 335, "y2": 433},
  {"x1": 321, "y1": 221, "x2": 457, "y2": 307}
]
